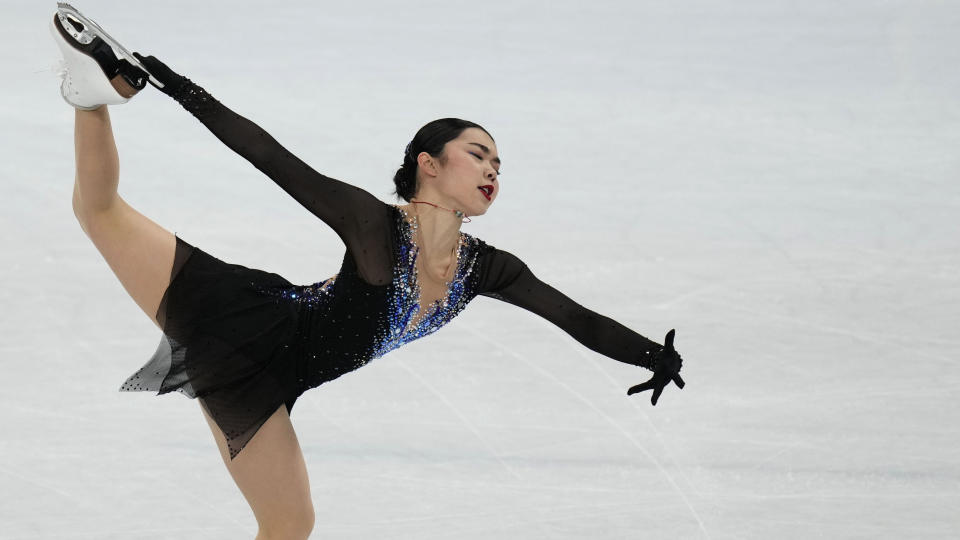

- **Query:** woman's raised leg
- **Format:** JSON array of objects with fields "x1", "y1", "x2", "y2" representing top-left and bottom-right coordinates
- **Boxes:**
[
  {"x1": 72, "y1": 104, "x2": 176, "y2": 329},
  {"x1": 73, "y1": 105, "x2": 314, "y2": 538},
  {"x1": 200, "y1": 402, "x2": 315, "y2": 540}
]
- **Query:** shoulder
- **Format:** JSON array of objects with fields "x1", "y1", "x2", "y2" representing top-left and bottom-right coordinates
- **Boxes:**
[{"x1": 464, "y1": 234, "x2": 528, "y2": 294}]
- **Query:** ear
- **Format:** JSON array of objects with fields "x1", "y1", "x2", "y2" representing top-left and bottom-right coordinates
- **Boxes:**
[{"x1": 417, "y1": 151, "x2": 440, "y2": 178}]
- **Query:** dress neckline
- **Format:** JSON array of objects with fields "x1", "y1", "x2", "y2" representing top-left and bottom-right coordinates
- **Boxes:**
[{"x1": 391, "y1": 204, "x2": 466, "y2": 332}]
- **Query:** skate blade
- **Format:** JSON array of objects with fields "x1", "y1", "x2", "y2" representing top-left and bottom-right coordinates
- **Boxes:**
[{"x1": 55, "y1": 2, "x2": 165, "y2": 90}]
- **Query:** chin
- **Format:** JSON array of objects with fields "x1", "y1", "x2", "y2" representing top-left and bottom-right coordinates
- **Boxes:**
[{"x1": 471, "y1": 201, "x2": 493, "y2": 217}]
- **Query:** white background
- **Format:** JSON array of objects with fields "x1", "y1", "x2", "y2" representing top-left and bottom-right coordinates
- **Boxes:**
[{"x1": 3, "y1": 0, "x2": 958, "y2": 538}]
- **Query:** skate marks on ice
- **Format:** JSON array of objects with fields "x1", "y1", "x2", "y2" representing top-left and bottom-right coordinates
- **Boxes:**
[{"x1": 466, "y1": 326, "x2": 712, "y2": 538}]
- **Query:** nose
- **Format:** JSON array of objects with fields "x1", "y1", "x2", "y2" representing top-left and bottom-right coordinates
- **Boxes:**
[{"x1": 485, "y1": 167, "x2": 497, "y2": 182}]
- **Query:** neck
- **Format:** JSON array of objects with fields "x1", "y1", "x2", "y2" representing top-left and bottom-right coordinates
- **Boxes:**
[{"x1": 404, "y1": 201, "x2": 462, "y2": 264}]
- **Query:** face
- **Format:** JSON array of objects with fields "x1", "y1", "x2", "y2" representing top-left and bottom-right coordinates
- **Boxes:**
[{"x1": 415, "y1": 127, "x2": 501, "y2": 216}]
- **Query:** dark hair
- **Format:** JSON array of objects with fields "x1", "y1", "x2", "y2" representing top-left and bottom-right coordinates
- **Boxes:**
[{"x1": 393, "y1": 118, "x2": 495, "y2": 202}]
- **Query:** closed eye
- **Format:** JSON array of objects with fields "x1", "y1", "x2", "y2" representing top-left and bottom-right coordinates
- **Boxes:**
[{"x1": 470, "y1": 152, "x2": 502, "y2": 176}]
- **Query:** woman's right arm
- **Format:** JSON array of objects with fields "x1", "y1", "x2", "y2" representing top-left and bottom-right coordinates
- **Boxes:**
[{"x1": 133, "y1": 53, "x2": 386, "y2": 252}]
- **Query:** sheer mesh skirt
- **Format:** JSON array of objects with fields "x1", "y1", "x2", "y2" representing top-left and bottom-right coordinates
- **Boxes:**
[{"x1": 120, "y1": 234, "x2": 304, "y2": 460}]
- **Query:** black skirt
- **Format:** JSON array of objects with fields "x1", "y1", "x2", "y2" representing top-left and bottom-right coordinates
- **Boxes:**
[{"x1": 119, "y1": 234, "x2": 308, "y2": 460}]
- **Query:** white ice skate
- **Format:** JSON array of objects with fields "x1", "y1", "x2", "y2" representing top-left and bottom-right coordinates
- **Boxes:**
[{"x1": 48, "y1": 2, "x2": 160, "y2": 110}]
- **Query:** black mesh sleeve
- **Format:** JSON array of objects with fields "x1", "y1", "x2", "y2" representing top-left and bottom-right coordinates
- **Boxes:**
[
  {"x1": 166, "y1": 79, "x2": 394, "y2": 285},
  {"x1": 477, "y1": 244, "x2": 663, "y2": 371}
]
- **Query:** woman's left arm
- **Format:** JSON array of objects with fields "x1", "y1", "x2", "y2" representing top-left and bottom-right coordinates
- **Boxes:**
[{"x1": 476, "y1": 245, "x2": 666, "y2": 372}]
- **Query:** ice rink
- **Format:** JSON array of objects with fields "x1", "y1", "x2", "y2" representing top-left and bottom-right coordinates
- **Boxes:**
[{"x1": 4, "y1": 0, "x2": 958, "y2": 537}]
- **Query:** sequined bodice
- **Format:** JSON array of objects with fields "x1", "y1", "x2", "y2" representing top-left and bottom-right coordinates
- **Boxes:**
[
  {"x1": 387, "y1": 204, "x2": 481, "y2": 341},
  {"x1": 251, "y1": 202, "x2": 484, "y2": 389},
  {"x1": 392, "y1": 205, "x2": 469, "y2": 332}
]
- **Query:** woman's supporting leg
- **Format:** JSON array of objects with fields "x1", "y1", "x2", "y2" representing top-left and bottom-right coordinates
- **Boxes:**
[
  {"x1": 201, "y1": 402, "x2": 315, "y2": 540},
  {"x1": 72, "y1": 104, "x2": 177, "y2": 329}
]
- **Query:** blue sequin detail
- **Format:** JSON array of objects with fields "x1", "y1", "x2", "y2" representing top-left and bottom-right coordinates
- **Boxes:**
[
  {"x1": 252, "y1": 275, "x2": 337, "y2": 306},
  {"x1": 371, "y1": 206, "x2": 481, "y2": 359}
]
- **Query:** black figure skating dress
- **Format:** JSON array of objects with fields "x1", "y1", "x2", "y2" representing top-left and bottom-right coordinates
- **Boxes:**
[{"x1": 119, "y1": 80, "x2": 665, "y2": 460}]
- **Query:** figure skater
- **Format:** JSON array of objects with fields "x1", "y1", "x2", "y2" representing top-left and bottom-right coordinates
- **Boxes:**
[{"x1": 50, "y1": 4, "x2": 685, "y2": 539}]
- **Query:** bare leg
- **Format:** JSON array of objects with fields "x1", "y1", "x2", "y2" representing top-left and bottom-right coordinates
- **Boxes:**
[
  {"x1": 72, "y1": 104, "x2": 176, "y2": 328},
  {"x1": 201, "y1": 403, "x2": 315, "y2": 540},
  {"x1": 73, "y1": 104, "x2": 119, "y2": 212},
  {"x1": 74, "y1": 105, "x2": 314, "y2": 538}
]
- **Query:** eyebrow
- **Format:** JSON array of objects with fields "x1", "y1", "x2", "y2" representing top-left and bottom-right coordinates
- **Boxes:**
[{"x1": 468, "y1": 142, "x2": 502, "y2": 166}]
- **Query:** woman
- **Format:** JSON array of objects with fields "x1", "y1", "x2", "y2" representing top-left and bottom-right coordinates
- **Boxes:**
[{"x1": 51, "y1": 4, "x2": 684, "y2": 539}]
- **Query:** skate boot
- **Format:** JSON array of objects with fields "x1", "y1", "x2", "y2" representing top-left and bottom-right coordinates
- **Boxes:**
[{"x1": 48, "y1": 2, "x2": 156, "y2": 110}]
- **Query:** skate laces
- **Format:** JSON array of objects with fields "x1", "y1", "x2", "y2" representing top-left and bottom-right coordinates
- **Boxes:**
[
  {"x1": 53, "y1": 58, "x2": 69, "y2": 80},
  {"x1": 33, "y1": 58, "x2": 69, "y2": 80}
]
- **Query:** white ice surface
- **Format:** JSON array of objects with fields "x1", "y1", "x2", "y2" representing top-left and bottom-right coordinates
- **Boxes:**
[{"x1": 3, "y1": 0, "x2": 959, "y2": 538}]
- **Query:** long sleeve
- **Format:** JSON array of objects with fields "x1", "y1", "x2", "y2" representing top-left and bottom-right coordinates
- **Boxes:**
[
  {"x1": 476, "y1": 244, "x2": 663, "y2": 371},
  {"x1": 166, "y1": 79, "x2": 394, "y2": 285}
]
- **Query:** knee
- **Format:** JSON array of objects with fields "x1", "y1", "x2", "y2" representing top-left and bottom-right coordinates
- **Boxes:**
[
  {"x1": 72, "y1": 183, "x2": 122, "y2": 222},
  {"x1": 258, "y1": 504, "x2": 315, "y2": 540},
  {"x1": 73, "y1": 200, "x2": 93, "y2": 237},
  {"x1": 73, "y1": 195, "x2": 122, "y2": 235},
  {"x1": 72, "y1": 188, "x2": 82, "y2": 218},
  {"x1": 72, "y1": 187, "x2": 89, "y2": 227}
]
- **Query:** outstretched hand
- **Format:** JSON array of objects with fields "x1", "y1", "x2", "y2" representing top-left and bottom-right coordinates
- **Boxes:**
[
  {"x1": 132, "y1": 52, "x2": 187, "y2": 96},
  {"x1": 627, "y1": 329, "x2": 685, "y2": 405}
]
